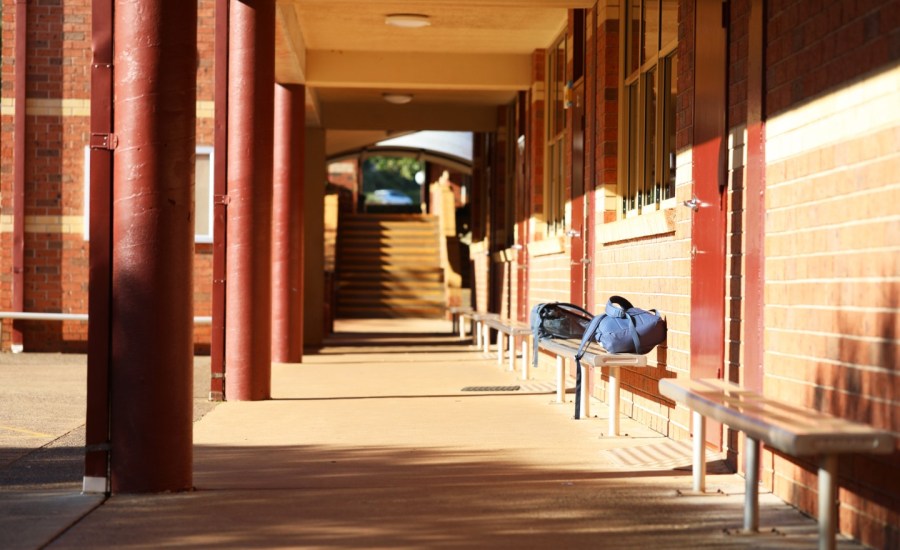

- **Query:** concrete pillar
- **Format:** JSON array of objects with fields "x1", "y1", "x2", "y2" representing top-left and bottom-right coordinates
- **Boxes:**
[
  {"x1": 108, "y1": 0, "x2": 197, "y2": 492},
  {"x1": 303, "y1": 128, "x2": 326, "y2": 348},
  {"x1": 226, "y1": 0, "x2": 275, "y2": 400},
  {"x1": 272, "y1": 83, "x2": 305, "y2": 363}
]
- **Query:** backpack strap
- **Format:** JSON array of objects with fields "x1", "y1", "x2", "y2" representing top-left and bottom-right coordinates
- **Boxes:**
[
  {"x1": 574, "y1": 355, "x2": 583, "y2": 420},
  {"x1": 573, "y1": 314, "x2": 604, "y2": 419},
  {"x1": 530, "y1": 304, "x2": 544, "y2": 371},
  {"x1": 623, "y1": 310, "x2": 642, "y2": 354},
  {"x1": 575, "y1": 314, "x2": 604, "y2": 360}
]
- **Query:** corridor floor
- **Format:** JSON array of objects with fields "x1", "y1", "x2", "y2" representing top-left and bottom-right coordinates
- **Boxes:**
[{"x1": 1, "y1": 319, "x2": 862, "y2": 548}]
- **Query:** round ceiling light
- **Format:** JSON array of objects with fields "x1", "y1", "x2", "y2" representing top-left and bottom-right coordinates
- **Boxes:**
[
  {"x1": 382, "y1": 93, "x2": 414, "y2": 105},
  {"x1": 385, "y1": 13, "x2": 431, "y2": 28}
]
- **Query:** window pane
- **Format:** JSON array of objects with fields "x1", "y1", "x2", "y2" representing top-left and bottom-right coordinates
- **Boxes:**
[
  {"x1": 660, "y1": 0, "x2": 678, "y2": 50},
  {"x1": 195, "y1": 151, "x2": 211, "y2": 239},
  {"x1": 554, "y1": 40, "x2": 566, "y2": 135},
  {"x1": 626, "y1": 0, "x2": 642, "y2": 76},
  {"x1": 664, "y1": 54, "x2": 677, "y2": 200},
  {"x1": 626, "y1": 83, "x2": 639, "y2": 213},
  {"x1": 643, "y1": 67, "x2": 657, "y2": 208},
  {"x1": 642, "y1": 0, "x2": 659, "y2": 64}
]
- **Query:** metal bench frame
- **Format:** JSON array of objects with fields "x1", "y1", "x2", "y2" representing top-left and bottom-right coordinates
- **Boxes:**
[
  {"x1": 458, "y1": 311, "x2": 498, "y2": 349},
  {"x1": 538, "y1": 337, "x2": 647, "y2": 435},
  {"x1": 484, "y1": 317, "x2": 531, "y2": 377},
  {"x1": 659, "y1": 377, "x2": 894, "y2": 550},
  {"x1": 448, "y1": 306, "x2": 472, "y2": 338}
]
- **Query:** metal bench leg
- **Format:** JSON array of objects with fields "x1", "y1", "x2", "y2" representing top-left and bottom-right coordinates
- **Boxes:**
[
  {"x1": 520, "y1": 339, "x2": 529, "y2": 380},
  {"x1": 497, "y1": 331, "x2": 505, "y2": 366},
  {"x1": 482, "y1": 323, "x2": 490, "y2": 354},
  {"x1": 460, "y1": 317, "x2": 468, "y2": 339},
  {"x1": 452, "y1": 314, "x2": 458, "y2": 335},
  {"x1": 579, "y1": 363, "x2": 591, "y2": 419},
  {"x1": 744, "y1": 435, "x2": 760, "y2": 532},
  {"x1": 608, "y1": 366, "x2": 620, "y2": 435},
  {"x1": 507, "y1": 333, "x2": 515, "y2": 372},
  {"x1": 818, "y1": 455, "x2": 837, "y2": 550},
  {"x1": 474, "y1": 320, "x2": 482, "y2": 348},
  {"x1": 693, "y1": 411, "x2": 706, "y2": 493},
  {"x1": 555, "y1": 355, "x2": 565, "y2": 403}
]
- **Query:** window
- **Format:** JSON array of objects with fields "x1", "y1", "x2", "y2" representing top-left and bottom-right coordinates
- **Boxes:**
[
  {"x1": 620, "y1": 0, "x2": 678, "y2": 216},
  {"x1": 193, "y1": 146, "x2": 214, "y2": 242},
  {"x1": 545, "y1": 31, "x2": 567, "y2": 234},
  {"x1": 83, "y1": 146, "x2": 214, "y2": 242}
]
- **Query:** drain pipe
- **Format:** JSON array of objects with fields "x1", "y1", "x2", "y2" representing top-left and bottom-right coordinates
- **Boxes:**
[{"x1": 11, "y1": 0, "x2": 27, "y2": 353}]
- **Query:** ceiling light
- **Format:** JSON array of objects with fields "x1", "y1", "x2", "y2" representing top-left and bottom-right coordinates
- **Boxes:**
[
  {"x1": 385, "y1": 13, "x2": 431, "y2": 28},
  {"x1": 383, "y1": 93, "x2": 413, "y2": 105}
]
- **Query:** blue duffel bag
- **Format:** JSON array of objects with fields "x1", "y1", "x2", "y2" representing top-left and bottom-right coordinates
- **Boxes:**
[{"x1": 577, "y1": 295, "x2": 667, "y2": 356}]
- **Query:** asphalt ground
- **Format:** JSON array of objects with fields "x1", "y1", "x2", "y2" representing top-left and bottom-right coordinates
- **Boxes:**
[{"x1": 0, "y1": 319, "x2": 864, "y2": 549}]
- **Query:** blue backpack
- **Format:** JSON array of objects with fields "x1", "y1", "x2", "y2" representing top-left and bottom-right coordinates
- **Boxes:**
[{"x1": 529, "y1": 302, "x2": 593, "y2": 370}]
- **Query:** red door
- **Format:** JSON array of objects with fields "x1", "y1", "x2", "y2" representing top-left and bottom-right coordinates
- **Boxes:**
[
  {"x1": 569, "y1": 83, "x2": 587, "y2": 307},
  {"x1": 689, "y1": 1, "x2": 728, "y2": 448}
]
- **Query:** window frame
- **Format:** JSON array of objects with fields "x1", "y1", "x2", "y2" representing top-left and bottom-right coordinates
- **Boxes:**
[
  {"x1": 544, "y1": 30, "x2": 568, "y2": 236},
  {"x1": 83, "y1": 145, "x2": 214, "y2": 243},
  {"x1": 618, "y1": 0, "x2": 678, "y2": 219}
]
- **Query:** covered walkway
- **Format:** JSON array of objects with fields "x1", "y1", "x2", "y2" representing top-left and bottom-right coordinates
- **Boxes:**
[{"x1": 2, "y1": 319, "x2": 862, "y2": 549}]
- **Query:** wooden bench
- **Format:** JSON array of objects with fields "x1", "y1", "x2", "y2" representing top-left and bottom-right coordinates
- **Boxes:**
[
  {"x1": 484, "y1": 317, "x2": 532, "y2": 377},
  {"x1": 537, "y1": 337, "x2": 648, "y2": 435},
  {"x1": 659, "y1": 377, "x2": 895, "y2": 550}
]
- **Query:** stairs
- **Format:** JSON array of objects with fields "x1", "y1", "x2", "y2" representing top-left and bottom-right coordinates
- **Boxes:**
[{"x1": 335, "y1": 213, "x2": 446, "y2": 318}]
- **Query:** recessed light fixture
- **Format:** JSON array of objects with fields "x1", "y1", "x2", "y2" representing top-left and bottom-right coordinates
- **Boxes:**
[
  {"x1": 385, "y1": 13, "x2": 431, "y2": 28},
  {"x1": 382, "y1": 93, "x2": 414, "y2": 105}
]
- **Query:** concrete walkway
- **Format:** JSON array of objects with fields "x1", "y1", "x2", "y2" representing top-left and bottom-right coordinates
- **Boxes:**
[{"x1": 1, "y1": 319, "x2": 862, "y2": 548}]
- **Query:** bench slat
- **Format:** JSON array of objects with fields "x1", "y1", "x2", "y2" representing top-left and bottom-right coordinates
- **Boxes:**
[
  {"x1": 485, "y1": 317, "x2": 531, "y2": 335},
  {"x1": 539, "y1": 338, "x2": 646, "y2": 367},
  {"x1": 659, "y1": 378, "x2": 894, "y2": 456}
]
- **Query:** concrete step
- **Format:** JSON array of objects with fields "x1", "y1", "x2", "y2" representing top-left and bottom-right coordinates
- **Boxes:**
[{"x1": 335, "y1": 305, "x2": 446, "y2": 318}]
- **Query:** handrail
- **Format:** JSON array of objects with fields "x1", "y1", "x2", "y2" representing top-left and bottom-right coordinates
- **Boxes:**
[{"x1": 0, "y1": 312, "x2": 212, "y2": 325}]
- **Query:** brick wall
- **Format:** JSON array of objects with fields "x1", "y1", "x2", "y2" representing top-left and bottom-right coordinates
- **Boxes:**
[
  {"x1": 0, "y1": 0, "x2": 217, "y2": 352},
  {"x1": 764, "y1": 54, "x2": 900, "y2": 550},
  {"x1": 762, "y1": 1, "x2": 900, "y2": 546}
]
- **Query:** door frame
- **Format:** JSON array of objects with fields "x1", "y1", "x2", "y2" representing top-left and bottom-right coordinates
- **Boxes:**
[{"x1": 689, "y1": 0, "x2": 729, "y2": 448}]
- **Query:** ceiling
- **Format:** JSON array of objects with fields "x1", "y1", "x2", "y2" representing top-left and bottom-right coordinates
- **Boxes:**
[{"x1": 273, "y1": 0, "x2": 594, "y2": 156}]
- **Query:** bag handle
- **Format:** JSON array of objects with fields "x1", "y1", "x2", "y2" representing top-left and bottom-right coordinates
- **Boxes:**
[{"x1": 605, "y1": 296, "x2": 634, "y2": 318}]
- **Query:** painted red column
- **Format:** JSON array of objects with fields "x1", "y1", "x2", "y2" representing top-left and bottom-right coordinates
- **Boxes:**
[
  {"x1": 743, "y1": 0, "x2": 766, "y2": 393},
  {"x1": 226, "y1": 0, "x2": 275, "y2": 399},
  {"x1": 108, "y1": 0, "x2": 197, "y2": 493},
  {"x1": 210, "y1": 0, "x2": 229, "y2": 402},
  {"x1": 84, "y1": 0, "x2": 114, "y2": 494},
  {"x1": 271, "y1": 83, "x2": 305, "y2": 363}
]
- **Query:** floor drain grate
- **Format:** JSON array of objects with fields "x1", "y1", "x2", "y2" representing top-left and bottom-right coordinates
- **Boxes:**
[{"x1": 461, "y1": 386, "x2": 521, "y2": 392}]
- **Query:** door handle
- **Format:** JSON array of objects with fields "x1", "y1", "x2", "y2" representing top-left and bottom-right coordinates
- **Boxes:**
[
  {"x1": 566, "y1": 229, "x2": 581, "y2": 238},
  {"x1": 683, "y1": 195, "x2": 706, "y2": 211}
]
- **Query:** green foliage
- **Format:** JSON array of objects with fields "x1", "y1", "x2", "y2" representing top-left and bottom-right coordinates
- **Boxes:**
[{"x1": 362, "y1": 156, "x2": 423, "y2": 203}]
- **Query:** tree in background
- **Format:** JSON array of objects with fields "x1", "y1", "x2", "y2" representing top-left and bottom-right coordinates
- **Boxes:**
[{"x1": 361, "y1": 156, "x2": 423, "y2": 203}]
